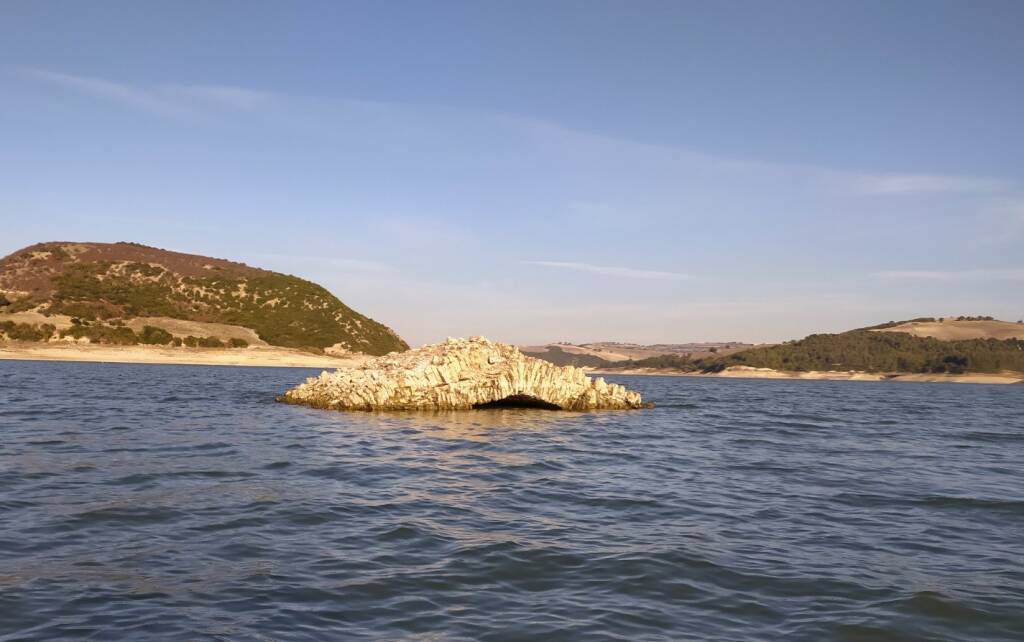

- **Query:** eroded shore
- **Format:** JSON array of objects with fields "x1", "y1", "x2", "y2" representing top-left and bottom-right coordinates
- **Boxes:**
[
  {"x1": 0, "y1": 342, "x2": 369, "y2": 369},
  {"x1": 593, "y1": 365, "x2": 1024, "y2": 385}
]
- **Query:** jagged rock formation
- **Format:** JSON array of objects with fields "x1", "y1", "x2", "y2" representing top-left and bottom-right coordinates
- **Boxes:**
[{"x1": 278, "y1": 336, "x2": 651, "y2": 411}]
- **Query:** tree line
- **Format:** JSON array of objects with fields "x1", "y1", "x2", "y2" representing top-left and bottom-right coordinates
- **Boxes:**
[{"x1": 0, "y1": 320, "x2": 248, "y2": 349}]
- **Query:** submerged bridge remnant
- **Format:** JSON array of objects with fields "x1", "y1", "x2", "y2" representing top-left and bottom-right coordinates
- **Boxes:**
[{"x1": 278, "y1": 336, "x2": 650, "y2": 411}]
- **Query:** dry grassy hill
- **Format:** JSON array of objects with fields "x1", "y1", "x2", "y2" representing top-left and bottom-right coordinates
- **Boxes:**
[{"x1": 874, "y1": 318, "x2": 1024, "y2": 341}]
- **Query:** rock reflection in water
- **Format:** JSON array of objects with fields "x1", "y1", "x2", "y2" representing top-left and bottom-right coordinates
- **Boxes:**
[{"x1": 320, "y1": 407, "x2": 595, "y2": 441}]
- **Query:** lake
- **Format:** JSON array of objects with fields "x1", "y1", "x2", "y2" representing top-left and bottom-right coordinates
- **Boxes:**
[{"x1": 1, "y1": 360, "x2": 1022, "y2": 641}]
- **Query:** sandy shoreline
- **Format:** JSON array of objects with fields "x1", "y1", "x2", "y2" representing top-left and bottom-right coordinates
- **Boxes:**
[
  {"x1": 593, "y1": 365, "x2": 1024, "y2": 385},
  {"x1": 0, "y1": 342, "x2": 367, "y2": 369},
  {"x1": 2, "y1": 342, "x2": 1021, "y2": 384}
]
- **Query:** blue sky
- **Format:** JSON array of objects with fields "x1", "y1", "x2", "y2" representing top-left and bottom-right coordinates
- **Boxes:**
[{"x1": 2, "y1": 1, "x2": 1022, "y2": 346}]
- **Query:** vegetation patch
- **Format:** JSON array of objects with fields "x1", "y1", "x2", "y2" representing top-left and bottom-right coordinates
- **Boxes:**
[
  {"x1": 0, "y1": 321, "x2": 56, "y2": 342},
  {"x1": 182, "y1": 336, "x2": 226, "y2": 348},
  {"x1": 138, "y1": 325, "x2": 174, "y2": 345},
  {"x1": 47, "y1": 262, "x2": 407, "y2": 353},
  {"x1": 857, "y1": 317, "x2": 937, "y2": 331},
  {"x1": 60, "y1": 324, "x2": 139, "y2": 345},
  {"x1": 521, "y1": 346, "x2": 617, "y2": 368}
]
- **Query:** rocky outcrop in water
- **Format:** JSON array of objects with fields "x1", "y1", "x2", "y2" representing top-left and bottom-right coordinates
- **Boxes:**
[{"x1": 278, "y1": 336, "x2": 650, "y2": 411}]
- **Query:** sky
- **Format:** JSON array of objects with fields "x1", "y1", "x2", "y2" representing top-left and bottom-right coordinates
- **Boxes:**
[{"x1": 1, "y1": 1, "x2": 1023, "y2": 346}]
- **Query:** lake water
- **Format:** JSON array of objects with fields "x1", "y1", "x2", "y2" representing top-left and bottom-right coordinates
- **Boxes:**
[{"x1": 1, "y1": 360, "x2": 1022, "y2": 641}]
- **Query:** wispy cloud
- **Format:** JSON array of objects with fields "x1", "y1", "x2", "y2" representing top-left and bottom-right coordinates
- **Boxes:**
[
  {"x1": 170, "y1": 85, "x2": 273, "y2": 111},
  {"x1": 17, "y1": 67, "x2": 274, "y2": 119},
  {"x1": 524, "y1": 260, "x2": 693, "y2": 281},
  {"x1": 19, "y1": 68, "x2": 193, "y2": 119},
  {"x1": 872, "y1": 269, "x2": 1024, "y2": 281},
  {"x1": 15, "y1": 67, "x2": 1018, "y2": 204},
  {"x1": 871, "y1": 270, "x2": 947, "y2": 280},
  {"x1": 501, "y1": 109, "x2": 1014, "y2": 200},
  {"x1": 855, "y1": 173, "x2": 1006, "y2": 196}
]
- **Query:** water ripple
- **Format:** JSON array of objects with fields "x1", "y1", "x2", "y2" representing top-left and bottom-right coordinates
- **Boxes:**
[{"x1": 0, "y1": 361, "x2": 1022, "y2": 641}]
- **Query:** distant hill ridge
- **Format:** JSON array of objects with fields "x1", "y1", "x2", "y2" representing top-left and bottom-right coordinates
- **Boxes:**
[
  {"x1": 521, "y1": 340, "x2": 752, "y2": 365},
  {"x1": 0, "y1": 241, "x2": 408, "y2": 355},
  {"x1": 527, "y1": 317, "x2": 1024, "y2": 375},
  {"x1": 715, "y1": 323, "x2": 1024, "y2": 375}
]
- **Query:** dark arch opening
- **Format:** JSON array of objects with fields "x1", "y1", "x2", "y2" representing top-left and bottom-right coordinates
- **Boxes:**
[{"x1": 473, "y1": 394, "x2": 561, "y2": 410}]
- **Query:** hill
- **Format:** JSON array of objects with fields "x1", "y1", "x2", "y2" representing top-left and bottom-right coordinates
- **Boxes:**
[
  {"x1": 592, "y1": 318, "x2": 1024, "y2": 376},
  {"x1": 0, "y1": 241, "x2": 408, "y2": 355},
  {"x1": 719, "y1": 329, "x2": 1024, "y2": 375}
]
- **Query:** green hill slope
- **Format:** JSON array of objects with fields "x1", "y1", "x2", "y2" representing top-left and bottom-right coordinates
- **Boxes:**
[
  {"x1": 721, "y1": 330, "x2": 1024, "y2": 374},
  {"x1": 589, "y1": 319, "x2": 1024, "y2": 375},
  {"x1": 520, "y1": 346, "x2": 618, "y2": 368},
  {"x1": 0, "y1": 241, "x2": 408, "y2": 355}
]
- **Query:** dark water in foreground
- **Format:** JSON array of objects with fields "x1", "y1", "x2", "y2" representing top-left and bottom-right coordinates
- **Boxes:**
[{"x1": 1, "y1": 361, "x2": 1023, "y2": 641}]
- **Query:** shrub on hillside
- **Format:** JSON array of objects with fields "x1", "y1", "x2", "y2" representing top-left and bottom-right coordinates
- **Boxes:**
[
  {"x1": 229, "y1": 338, "x2": 249, "y2": 348},
  {"x1": 858, "y1": 317, "x2": 936, "y2": 331},
  {"x1": 60, "y1": 324, "x2": 139, "y2": 345},
  {"x1": 139, "y1": 325, "x2": 174, "y2": 345},
  {"x1": 6, "y1": 298, "x2": 37, "y2": 313},
  {"x1": 182, "y1": 335, "x2": 225, "y2": 348},
  {"x1": 0, "y1": 321, "x2": 56, "y2": 342},
  {"x1": 47, "y1": 300, "x2": 118, "y2": 320}
]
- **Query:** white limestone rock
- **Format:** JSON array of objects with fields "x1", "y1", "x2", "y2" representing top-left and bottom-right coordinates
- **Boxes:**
[{"x1": 278, "y1": 336, "x2": 650, "y2": 411}]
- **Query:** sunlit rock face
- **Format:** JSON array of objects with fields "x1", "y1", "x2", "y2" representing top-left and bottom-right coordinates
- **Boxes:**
[{"x1": 278, "y1": 336, "x2": 650, "y2": 411}]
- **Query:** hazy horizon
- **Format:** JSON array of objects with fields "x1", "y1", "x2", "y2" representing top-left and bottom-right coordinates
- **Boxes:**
[{"x1": 3, "y1": 1, "x2": 1023, "y2": 346}]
